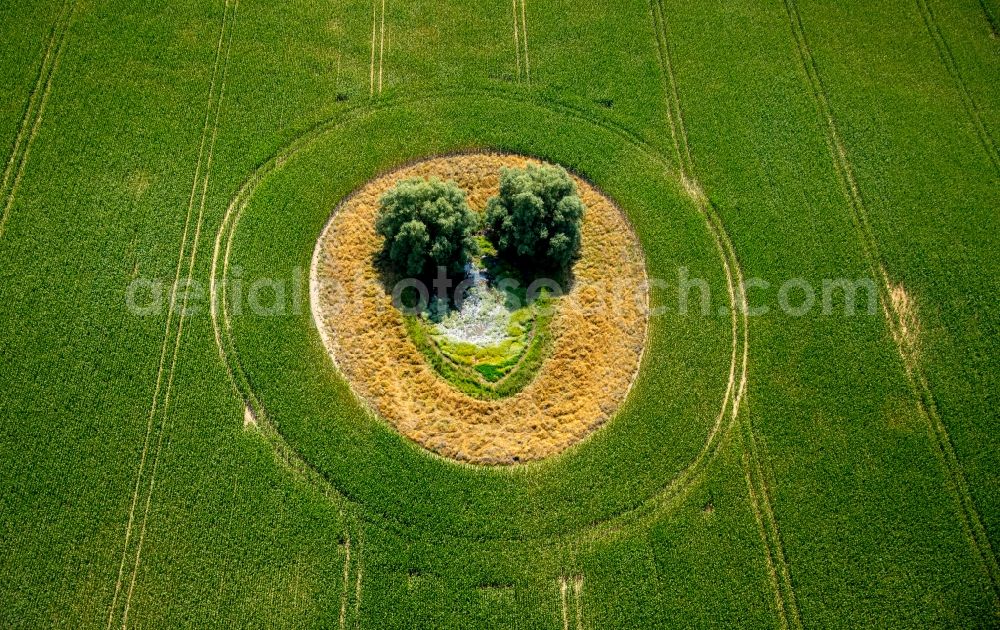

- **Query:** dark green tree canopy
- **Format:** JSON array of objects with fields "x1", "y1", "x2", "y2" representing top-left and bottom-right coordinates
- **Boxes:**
[
  {"x1": 484, "y1": 164, "x2": 585, "y2": 269},
  {"x1": 375, "y1": 177, "x2": 480, "y2": 277}
]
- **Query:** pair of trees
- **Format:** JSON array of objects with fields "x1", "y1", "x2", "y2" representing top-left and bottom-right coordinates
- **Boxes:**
[{"x1": 376, "y1": 164, "x2": 585, "y2": 278}]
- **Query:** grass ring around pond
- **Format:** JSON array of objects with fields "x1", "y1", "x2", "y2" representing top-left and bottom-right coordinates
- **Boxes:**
[{"x1": 310, "y1": 153, "x2": 649, "y2": 465}]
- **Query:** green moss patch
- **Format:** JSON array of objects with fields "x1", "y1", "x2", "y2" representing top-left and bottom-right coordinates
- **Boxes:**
[{"x1": 406, "y1": 295, "x2": 554, "y2": 399}]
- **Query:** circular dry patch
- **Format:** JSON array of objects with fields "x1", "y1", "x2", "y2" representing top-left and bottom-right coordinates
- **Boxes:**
[{"x1": 311, "y1": 153, "x2": 649, "y2": 464}]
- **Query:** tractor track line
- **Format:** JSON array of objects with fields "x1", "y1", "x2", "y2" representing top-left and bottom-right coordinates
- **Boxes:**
[
  {"x1": 337, "y1": 527, "x2": 363, "y2": 629},
  {"x1": 0, "y1": 8, "x2": 62, "y2": 200},
  {"x1": 106, "y1": 1, "x2": 237, "y2": 627},
  {"x1": 572, "y1": 575, "x2": 584, "y2": 630},
  {"x1": 649, "y1": 2, "x2": 797, "y2": 625},
  {"x1": 708, "y1": 194, "x2": 789, "y2": 629},
  {"x1": 559, "y1": 576, "x2": 569, "y2": 630},
  {"x1": 782, "y1": 0, "x2": 1000, "y2": 607},
  {"x1": 915, "y1": 0, "x2": 999, "y2": 173},
  {"x1": 742, "y1": 417, "x2": 802, "y2": 630},
  {"x1": 104, "y1": 0, "x2": 232, "y2": 622},
  {"x1": 642, "y1": 537, "x2": 666, "y2": 624},
  {"x1": 0, "y1": 0, "x2": 76, "y2": 239},
  {"x1": 369, "y1": 0, "x2": 377, "y2": 96},
  {"x1": 118, "y1": 3, "x2": 239, "y2": 626},
  {"x1": 751, "y1": 437, "x2": 801, "y2": 628},
  {"x1": 511, "y1": 0, "x2": 522, "y2": 80},
  {"x1": 648, "y1": 0, "x2": 684, "y2": 174},
  {"x1": 377, "y1": 0, "x2": 386, "y2": 95},
  {"x1": 743, "y1": 453, "x2": 789, "y2": 630},
  {"x1": 338, "y1": 532, "x2": 352, "y2": 629},
  {"x1": 352, "y1": 551, "x2": 364, "y2": 629},
  {"x1": 0, "y1": 0, "x2": 70, "y2": 214},
  {"x1": 519, "y1": 0, "x2": 531, "y2": 83},
  {"x1": 648, "y1": 5, "x2": 748, "y2": 542},
  {"x1": 649, "y1": 0, "x2": 693, "y2": 174}
]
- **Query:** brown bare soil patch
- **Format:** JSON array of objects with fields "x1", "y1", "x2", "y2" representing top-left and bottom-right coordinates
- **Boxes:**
[{"x1": 310, "y1": 153, "x2": 648, "y2": 464}]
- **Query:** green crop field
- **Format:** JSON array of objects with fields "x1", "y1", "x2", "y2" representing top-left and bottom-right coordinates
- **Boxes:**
[{"x1": 1, "y1": 0, "x2": 998, "y2": 626}]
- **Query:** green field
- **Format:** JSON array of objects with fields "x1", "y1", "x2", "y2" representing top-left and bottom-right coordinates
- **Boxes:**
[{"x1": 1, "y1": 0, "x2": 998, "y2": 626}]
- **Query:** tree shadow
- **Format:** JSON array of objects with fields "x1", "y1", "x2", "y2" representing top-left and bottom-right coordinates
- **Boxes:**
[{"x1": 374, "y1": 248, "x2": 578, "y2": 316}]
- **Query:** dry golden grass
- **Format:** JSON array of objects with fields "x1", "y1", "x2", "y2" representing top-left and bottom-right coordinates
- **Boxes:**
[
  {"x1": 889, "y1": 282, "x2": 921, "y2": 364},
  {"x1": 311, "y1": 154, "x2": 648, "y2": 464}
]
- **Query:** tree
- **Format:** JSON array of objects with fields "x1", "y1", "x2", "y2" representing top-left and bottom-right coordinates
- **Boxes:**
[
  {"x1": 375, "y1": 177, "x2": 480, "y2": 277},
  {"x1": 484, "y1": 164, "x2": 585, "y2": 270}
]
